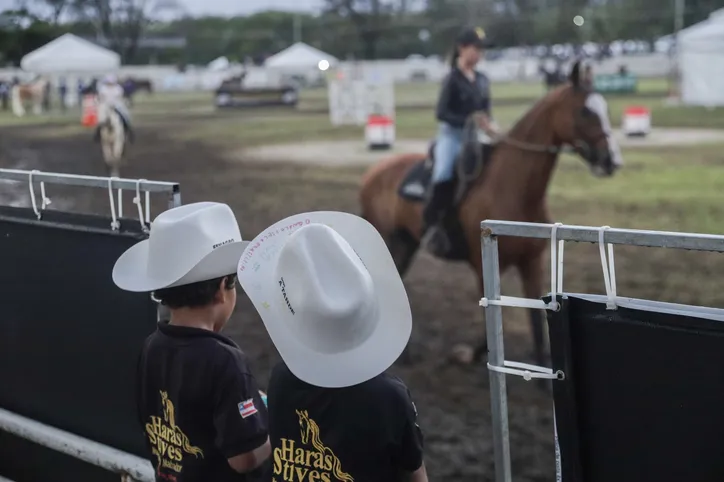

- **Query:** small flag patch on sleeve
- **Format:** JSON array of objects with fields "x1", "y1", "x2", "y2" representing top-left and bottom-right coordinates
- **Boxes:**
[{"x1": 238, "y1": 399, "x2": 258, "y2": 419}]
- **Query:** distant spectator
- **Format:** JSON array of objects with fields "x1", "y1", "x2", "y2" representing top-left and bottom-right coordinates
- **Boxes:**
[
  {"x1": 76, "y1": 79, "x2": 85, "y2": 106},
  {"x1": 42, "y1": 81, "x2": 51, "y2": 111},
  {"x1": 0, "y1": 81, "x2": 8, "y2": 111},
  {"x1": 583, "y1": 64, "x2": 594, "y2": 89},
  {"x1": 58, "y1": 77, "x2": 67, "y2": 111}
]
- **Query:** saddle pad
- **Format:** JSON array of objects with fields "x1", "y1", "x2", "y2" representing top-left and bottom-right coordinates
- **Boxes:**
[{"x1": 398, "y1": 160, "x2": 431, "y2": 202}]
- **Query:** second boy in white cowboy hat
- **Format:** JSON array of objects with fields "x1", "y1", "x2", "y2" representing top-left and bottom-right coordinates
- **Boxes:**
[
  {"x1": 113, "y1": 202, "x2": 270, "y2": 482},
  {"x1": 237, "y1": 211, "x2": 428, "y2": 482}
]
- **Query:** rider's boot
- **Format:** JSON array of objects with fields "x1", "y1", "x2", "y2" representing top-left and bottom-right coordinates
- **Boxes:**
[
  {"x1": 421, "y1": 180, "x2": 455, "y2": 255},
  {"x1": 93, "y1": 126, "x2": 101, "y2": 142}
]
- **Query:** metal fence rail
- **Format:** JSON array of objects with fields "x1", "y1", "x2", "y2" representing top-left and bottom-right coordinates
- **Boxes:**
[
  {"x1": 0, "y1": 169, "x2": 179, "y2": 195},
  {"x1": 479, "y1": 220, "x2": 724, "y2": 482},
  {"x1": 0, "y1": 408, "x2": 154, "y2": 482}
]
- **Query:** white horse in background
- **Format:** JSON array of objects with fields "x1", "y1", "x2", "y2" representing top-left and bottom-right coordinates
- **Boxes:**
[
  {"x1": 11, "y1": 76, "x2": 49, "y2": 117},
  {"x1": 97, "y1": 100, "x2": 127, "y2": 177}
]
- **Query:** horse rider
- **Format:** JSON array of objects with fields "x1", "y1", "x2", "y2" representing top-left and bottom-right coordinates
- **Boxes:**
[
  {"x1": 422, "y1": 27, "x2": 499, "y2": 251},
  {"x1": 95, "y1": 74, "x2": 134, "y2": 142}
]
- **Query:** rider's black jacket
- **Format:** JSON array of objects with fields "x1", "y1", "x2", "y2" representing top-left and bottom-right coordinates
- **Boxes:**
[{"x1": 435, "y1": 67, "x2": 491, "y2": 128}]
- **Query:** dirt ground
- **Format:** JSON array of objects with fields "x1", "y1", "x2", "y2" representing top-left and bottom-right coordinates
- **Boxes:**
[{"x1": 0, "y1": 121, "x2": 652, "y2": 482}]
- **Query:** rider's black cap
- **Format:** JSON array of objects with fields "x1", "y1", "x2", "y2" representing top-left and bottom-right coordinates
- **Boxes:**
[{"x1": 456, "y1": 27, "x2": 495, "y2": 48}]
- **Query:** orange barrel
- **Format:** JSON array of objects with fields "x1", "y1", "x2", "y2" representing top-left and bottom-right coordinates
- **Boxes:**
[{"x1": 81, "y1": 94, "x2": 98, "y2": 127}]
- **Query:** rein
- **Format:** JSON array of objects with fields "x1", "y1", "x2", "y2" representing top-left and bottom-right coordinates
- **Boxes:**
[{"x1": 494, "y1": 134, "x2": 571, "y2": 154}]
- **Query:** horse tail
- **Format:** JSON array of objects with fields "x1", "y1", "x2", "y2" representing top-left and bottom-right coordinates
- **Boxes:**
[{"x1": 10, "y1": 85, "x2": 24, "y2": 117}]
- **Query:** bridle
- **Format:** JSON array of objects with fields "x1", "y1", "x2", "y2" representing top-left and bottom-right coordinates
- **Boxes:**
[{"x1": 467, "y1": 109, "x2": 610, "y2": 160}]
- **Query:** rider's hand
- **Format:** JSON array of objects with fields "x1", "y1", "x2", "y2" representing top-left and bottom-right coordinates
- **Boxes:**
[{"x1": 485, "y1": 121, "x2": 500, "y2": 138}]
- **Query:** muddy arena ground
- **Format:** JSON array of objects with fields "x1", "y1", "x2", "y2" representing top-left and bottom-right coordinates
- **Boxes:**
[{"x1": 3, "y1": 88, "x2": 724, "y2": 481}]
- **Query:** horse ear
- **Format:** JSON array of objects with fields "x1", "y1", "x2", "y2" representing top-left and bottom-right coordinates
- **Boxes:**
[{"x1": 569, "y1": 60, "x2": 581, "y2": 87}]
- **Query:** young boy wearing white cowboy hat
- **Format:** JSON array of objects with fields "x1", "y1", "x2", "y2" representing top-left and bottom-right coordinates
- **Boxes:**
[
  {"x1": 237, "y1": 211, "x2": 428, "y2": 482},
  {"x1": 112, "y1": 202, "x2": 271, "y2": 482}
]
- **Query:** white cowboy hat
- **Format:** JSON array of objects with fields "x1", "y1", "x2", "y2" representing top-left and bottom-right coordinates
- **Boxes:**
[
  {"x1": 103, "y1": 74, "x2": 117, "y2": 84},
  {"x1": 237, "y1": 211, "x2": 412, "y2": 388},
  {"x1": 113, "y1": 202, "x2": 249, "y2": 292}
]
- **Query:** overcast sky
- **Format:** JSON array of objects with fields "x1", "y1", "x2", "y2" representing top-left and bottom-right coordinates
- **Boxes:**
[{"x1": 0, "y1": 0, "x2": 323, "y2": 17}]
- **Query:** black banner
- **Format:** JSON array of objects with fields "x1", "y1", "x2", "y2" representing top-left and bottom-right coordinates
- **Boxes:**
[
  {"x1": 546, "y1": 294, "x2": 724, "y2": 482},
  {"x1": 0, "y1": 206, "x2": 157, "y2": 481}
]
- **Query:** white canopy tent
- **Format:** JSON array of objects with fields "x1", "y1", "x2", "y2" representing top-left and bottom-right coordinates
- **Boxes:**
[
  {"x1": 207, "y1": 56, "x2": 230, "y2": 72},
  {"x1": 264, "y1": 42, "x2": 338, "y2": 70},
  {"x1": 679, "y1": 11, "x2": 724, "y2": 106},
  {"x1": 20, "y1": 33, "x2": 121, "y2": 73}
]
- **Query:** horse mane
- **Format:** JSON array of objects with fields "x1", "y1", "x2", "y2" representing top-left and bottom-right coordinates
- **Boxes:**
[{"x1": 506, "y1": 83, "x2": 571, "y2": 141}]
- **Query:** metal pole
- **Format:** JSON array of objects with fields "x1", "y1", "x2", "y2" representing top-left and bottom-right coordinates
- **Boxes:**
[
  {"x1": 670, "y1": 0, "x2": 685, "y2": 97},
  {"x1": 674, "y1": 0, "x2": 685, "y2": 34},
  {"x1": 293, "y1": 14, "x2": 302, "y2": 44},
  {"x1": 481, "y1": 231, "x2": 512, "y2": 482},
  {"x1": 0, "y1": 169, "x2": 179, "y2": 194}
]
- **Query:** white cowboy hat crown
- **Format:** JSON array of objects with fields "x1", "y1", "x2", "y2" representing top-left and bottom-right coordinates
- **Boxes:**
[
  {"x1": 113, "y1": 202, "x2": 249, "y2": 292},
  {"x1": 238, "y1": 211, "x2": 412, "y2": 388}
]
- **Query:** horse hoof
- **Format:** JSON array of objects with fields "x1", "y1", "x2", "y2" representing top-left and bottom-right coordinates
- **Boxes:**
[{"x1": 450, "y1": 343, "x2": 475, "y2": 365}]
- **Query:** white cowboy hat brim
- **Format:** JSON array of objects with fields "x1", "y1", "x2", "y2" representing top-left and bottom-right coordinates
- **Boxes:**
[
  {"x1": 113, "y1": 239, "x2": 249, "y2": 292},
  {"x1": 238, "y1": 211, "x2": 412, "y2": 388}
]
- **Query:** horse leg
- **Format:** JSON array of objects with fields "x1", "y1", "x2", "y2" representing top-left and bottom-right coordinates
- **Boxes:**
[
  {"x1": 388, "y1": 228, "x2": 420, "y2": 365},
  {"x1": 518, "y1": 253, "x2": 549, "y2": 391}
]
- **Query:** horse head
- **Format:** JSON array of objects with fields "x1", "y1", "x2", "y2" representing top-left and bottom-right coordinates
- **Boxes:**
[
  {"x1": 549, "y1": 60, "x2": 623, "y2": 177},
  {"x1": 296, "y1": 409, "x2": 310, "y2": 443}
]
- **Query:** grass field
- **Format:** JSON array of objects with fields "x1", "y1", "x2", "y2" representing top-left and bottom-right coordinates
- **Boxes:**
[{"x1": 2, "y1": 77, "x2": 724, "y2": 481}]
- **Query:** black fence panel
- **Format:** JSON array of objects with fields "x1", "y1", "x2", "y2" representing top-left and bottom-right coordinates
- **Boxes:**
[
  {"x1": 545, "y1": 294, "x2": 724, "y2": 482},
  {"x1": 0, "y1": 207, "x2": 157, "y2": 481}
]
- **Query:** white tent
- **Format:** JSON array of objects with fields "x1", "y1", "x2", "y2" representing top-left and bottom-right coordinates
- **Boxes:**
[
  {"x1": 264, "y1": 42, "x2": 338, "y2": 69},
  {"x1": 679, "y1": 11, "x2": 724, "y2": 106},
  {"x1": 20, "y1": 33, "x2": 121, "y2": 73},
  {"x1": 207, "y1": 56, "x2": 230, "y2": 72}
]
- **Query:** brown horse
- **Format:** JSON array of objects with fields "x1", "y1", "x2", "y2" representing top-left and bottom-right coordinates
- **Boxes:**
[{"x1": 359, "y1": 60, "x2": 623, "y2": 368}]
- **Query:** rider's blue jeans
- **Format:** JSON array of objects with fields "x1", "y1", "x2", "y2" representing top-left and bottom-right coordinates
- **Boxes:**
[{"x1": 432, "y1": 122, "x2": 464, "y2": 183}]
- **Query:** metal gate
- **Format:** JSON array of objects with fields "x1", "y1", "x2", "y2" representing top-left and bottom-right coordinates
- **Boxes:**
[{"x1": 0, "y1": 169, "x2": 180, "y2": 482}]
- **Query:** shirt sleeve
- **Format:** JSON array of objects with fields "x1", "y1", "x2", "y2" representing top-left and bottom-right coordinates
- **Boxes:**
[
  {"x1": 212, "y1": 350, "x2": 269, "y2": 458},
  {"x1": 435, "y1": 73, "x2": 467, "y2": 127},
  {"x1": 391, "y1": 385, "x2": 425, "y2": 472}
]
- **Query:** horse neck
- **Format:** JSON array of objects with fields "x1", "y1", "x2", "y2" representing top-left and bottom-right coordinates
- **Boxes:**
[{"x1": 483, "y1": 90, "x2": 564, "y2": 207}]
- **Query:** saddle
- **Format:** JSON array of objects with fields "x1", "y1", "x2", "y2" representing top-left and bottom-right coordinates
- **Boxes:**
[
  {"x1": 398, "y1": 139, "x2": 493, "y2": 205},
  {"x1": 398, "y1": 138, "x2": 495, "y2": 261}
]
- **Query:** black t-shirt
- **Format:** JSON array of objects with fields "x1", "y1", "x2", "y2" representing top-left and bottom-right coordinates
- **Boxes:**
[
  {"x1": 136, "y1": 322, "x2": 269, "y2": 482},
  {"x1": 267, "y1": 362, "x2": 424, "y2": 482}
]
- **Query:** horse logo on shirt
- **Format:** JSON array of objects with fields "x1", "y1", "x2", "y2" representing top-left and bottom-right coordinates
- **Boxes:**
[
  {"x1": 271, "y1": 410, "x2": 353, "y2": 482},
  {"x1": 297, "y1": 410, "x2": 353, "y2": 482},
  {"x1": 145, "y1": 391, "x2": 204, "y2": 475}
]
